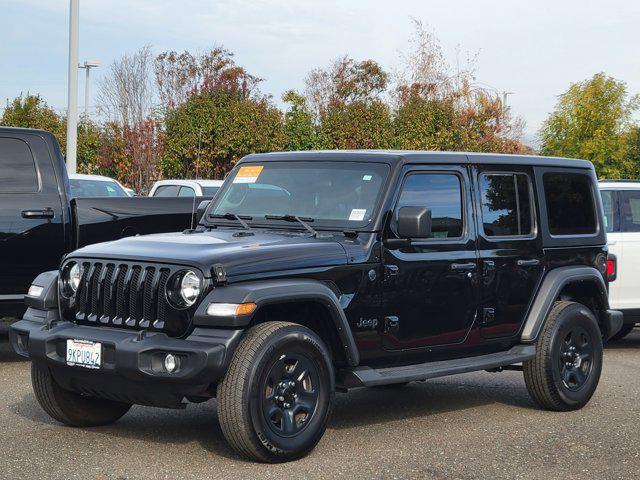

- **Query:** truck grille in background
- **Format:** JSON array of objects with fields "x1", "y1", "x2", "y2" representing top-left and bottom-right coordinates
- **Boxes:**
[{"x1": 73, "y1": 261, "x2": 178, "y2": 334}]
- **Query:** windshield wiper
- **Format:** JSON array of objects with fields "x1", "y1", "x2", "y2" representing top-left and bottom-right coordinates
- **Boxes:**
[
  {"x1": 265, "y1": 214, "x2": 317, "y2": 237},
  {"x1": 208, "y1": 213, "x2": 253, "y2": 230}
]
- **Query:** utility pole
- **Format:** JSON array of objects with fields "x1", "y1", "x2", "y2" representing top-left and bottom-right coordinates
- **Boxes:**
[
  {"x1": 79, "y1": 60, "x2": 100, "y2": 116},
  {"x1": 66, "y1": 0, "x2": 79, "y2": 174}
]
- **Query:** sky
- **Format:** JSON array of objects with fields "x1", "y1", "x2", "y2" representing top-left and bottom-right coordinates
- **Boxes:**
[{"x1": 1, "y1": 0, "x2": 639, "y2": 147}]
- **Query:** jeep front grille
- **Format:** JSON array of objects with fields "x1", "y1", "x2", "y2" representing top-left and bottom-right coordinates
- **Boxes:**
[{"x1": 68, "y1": 260, "x2": 198, "y2": 337}]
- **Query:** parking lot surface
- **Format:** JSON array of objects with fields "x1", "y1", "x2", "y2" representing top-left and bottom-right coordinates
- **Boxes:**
[{"x1": 1, "y1": 332, "x2": 639, "y2": 480}]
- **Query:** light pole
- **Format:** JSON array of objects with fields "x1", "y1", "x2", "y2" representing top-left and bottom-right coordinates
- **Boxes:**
[
  {"x1": 66, "y1": 0, "x2": 79, "y2": 174},
  {"x1": 79, "y1": 60, "x2": 100, "y2": 116},
  {"x1": 502, "y1": 91, "x2": 514, "y2": 114}
]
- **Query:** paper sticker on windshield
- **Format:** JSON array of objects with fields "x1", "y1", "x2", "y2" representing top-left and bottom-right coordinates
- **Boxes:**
[
  {"x1": 233, "y1": 165, "x2": 264, "y2": 184},
  {"x1": 362, "y1": 175, "x2": 372, "y2": 181},
  {"x1": 349, "y1": 209, "x2": 367, "y2": 221}
]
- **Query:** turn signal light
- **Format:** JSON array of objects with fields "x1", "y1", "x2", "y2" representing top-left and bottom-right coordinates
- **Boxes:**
[{"x1": 206, "y1": 302, "x2": 257, "y2": 317}]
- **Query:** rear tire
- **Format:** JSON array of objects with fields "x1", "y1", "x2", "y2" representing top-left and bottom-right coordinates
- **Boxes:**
[
  {"x1": 217, "y1": 322, "x2": 334, "y2": 463},
  {"x1": 31, "y1": 362, "x2": 131, "y2": 427},
  {"x1": 609, "y1": 323, "x2": 635, "y2": 342},
  {"x1": 524, "y1": 301, "x2": 603, "y2": 411}
]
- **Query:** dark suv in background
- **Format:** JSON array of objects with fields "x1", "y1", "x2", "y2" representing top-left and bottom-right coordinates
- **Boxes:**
[{"x1": 11, "y1": 151, "x2": 621, "y2": 462}]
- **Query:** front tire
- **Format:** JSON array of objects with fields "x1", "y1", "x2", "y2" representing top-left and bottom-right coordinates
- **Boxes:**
[
  {"x1": 217, "y1": 322, "x2": 334, "y2": 463},
  {"x1": 31, "y1": 362, "x2": 131, "y2": 427},
  {"x1": 524, "y1": 301, "x2": 603, "y2": 411}
]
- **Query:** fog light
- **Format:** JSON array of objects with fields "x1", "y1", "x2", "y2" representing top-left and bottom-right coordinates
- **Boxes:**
[{"x1": 164, "y1": 353, "x2": 180, "y2": 373}]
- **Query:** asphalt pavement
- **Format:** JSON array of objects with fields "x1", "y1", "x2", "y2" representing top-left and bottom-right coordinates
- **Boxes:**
[{"x1": 1, "y1": 331, "x2": 639, "y2": 480}]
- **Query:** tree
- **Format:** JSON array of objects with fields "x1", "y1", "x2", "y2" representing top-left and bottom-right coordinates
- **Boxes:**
[
  {"x1": 1, "y1": 93, "x2": 103, "y2": 172},
  {"x1": 392, "y1": 20, "x2": 526, "y2": 154},
  {"x1": 282, "y1": 90, "x2": 317, "y2": 151},
  {"x1": 162, "y1": 81, "x2": 284, "y2": 179},
  {"x1": 1, "y1": 93, "x2": 66, "y2": 149},
  {"x1": 306, "y1": 56, "x2": 389, "y2": 118},
  {"x1": 305, "y1": 56, "x2": 393, "y2": 149},
  {"x1": 540, "y1": 73, "x2": 639, "y2": 178},
  {"x1": 317, "y1": 100, "x2": 393, "y2": 149},
  {"x1": 154, "y1": 47, "x2": 260, "y2": 111},
  {"x1": 97, "y1": 45, "x2": 155, "y2": 126},
  {"x1": 97, "y1": 46, "x2": 162, "y2": 191}
]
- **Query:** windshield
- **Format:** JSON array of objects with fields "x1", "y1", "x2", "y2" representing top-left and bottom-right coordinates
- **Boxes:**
[
  {"x1": 208, "y1": 161, "x2": 389, "y2": 228},
  {"x1": 69, "y1": 179, "x2": 128, "y2": 198}
]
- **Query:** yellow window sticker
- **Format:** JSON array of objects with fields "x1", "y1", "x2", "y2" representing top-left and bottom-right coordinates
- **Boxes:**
[{"x1": 233, "y1": 165, "x2": 264, "y2": 184}]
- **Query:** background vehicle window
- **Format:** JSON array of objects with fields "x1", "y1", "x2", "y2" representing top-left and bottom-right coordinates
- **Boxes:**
[
  {"x1": 153, "y1": 185, "x2": 179, "y2": 197},
  {"x1": 0, "y1": 138, "x2": 38, "y2": 192},
  {"x1": 599, "y1": 190, "x2": 618, "y2": 232},
  {"x1": 543, "y1": 172, "x2": 596, "y2": 235},
  {"x1": 69, "y1": 179, "x2": 128, "y2": 198},
  {"x1": 619, "y1": 190, "x2": 640, "y2": 232},
  {"x1": 480, "y1": 173, "x2": 532, "y2": 237},
  {"x1": 201, "y1": 186, "x2": 220, "y2": 196},
  {"x1": 396, "y1": 173, "x2": 463, "y2": 238},
  {"x1": 178, "y1": 186, "x2": 196, "y2": 197}
]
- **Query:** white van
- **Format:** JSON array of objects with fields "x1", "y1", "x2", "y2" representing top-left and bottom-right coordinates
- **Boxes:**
[{"x1": 600, "y1": 180, "x2": 640, "y2": 339}]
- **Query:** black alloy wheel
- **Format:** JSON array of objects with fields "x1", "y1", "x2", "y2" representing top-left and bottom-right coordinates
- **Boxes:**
[
  {"x1": 260, "y1": 352, "x2": 320, "y2": 437},
  {"x1": 558, "y1": 326, "x2": 594, "y2": 391}
]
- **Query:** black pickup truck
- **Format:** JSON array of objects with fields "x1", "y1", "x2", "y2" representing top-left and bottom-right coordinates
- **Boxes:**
[{"x1": 0, "y1": 126, "x2": 206, "y2": 321}]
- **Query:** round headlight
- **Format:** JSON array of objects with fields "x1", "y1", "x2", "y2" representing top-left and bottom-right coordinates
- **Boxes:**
[
  {"x1": 180, "y1": 271, "x2": 201, "y2": 306},
  {"x1": 61, "y1": 262, "x2": 83, "y2": 297},
  {"x1": 69, "y1": 263, "x2": 82, "y2": 292},
  {"x1": 166, "y1": 270, "x2": 201, "y2": 309}
]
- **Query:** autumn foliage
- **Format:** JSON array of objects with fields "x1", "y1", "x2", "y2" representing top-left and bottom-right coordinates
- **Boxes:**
[{"x1": 2, "y1": 23, "x2": 536, "y2": 192}]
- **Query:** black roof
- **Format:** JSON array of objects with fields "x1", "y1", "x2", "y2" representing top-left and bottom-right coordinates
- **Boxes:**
[{"x1": 243, "y1": 150, "x2": 593, "y2": 169}]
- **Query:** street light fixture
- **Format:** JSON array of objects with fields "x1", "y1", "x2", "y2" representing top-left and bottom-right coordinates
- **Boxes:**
[{"x1": 78, "y1": 60, "x2": 100, "y2": 116}]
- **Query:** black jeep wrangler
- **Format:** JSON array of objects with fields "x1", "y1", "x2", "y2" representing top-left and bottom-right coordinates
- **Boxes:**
[{"x1": 11, "y1": 151, "x2": 622, "y2": 462}]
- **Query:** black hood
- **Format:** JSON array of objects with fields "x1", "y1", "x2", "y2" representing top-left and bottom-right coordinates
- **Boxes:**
[{"x1": 69, "y1": 229, "x2": 350, "y2": 278}]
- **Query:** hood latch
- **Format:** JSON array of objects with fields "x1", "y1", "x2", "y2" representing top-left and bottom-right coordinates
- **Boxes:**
[{"x1": 212, "y1": 263, "x2": 227, "y2": 285}]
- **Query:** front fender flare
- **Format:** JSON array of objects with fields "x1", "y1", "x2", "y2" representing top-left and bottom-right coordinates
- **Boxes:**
[{"x1": 193, "y1": 279, "x2": 359, "y2": 366}]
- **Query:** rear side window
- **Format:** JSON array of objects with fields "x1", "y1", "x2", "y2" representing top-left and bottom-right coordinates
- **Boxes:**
[
  {"x1": 396, "y1": 173, "x2": 463, "y2": 239},
  {"x1": 0, "y1": 138, "x2": 38, "y2": 193},
  {"x1": 479, "y1": 173, "x2": 533, "y2": 237},
  {"x1": 153, "y1": 185, "x2": 179, "y2": 197},
  {"x1": 543, "y1": 172, "x2": 597, "y2": 235},
  {"x1": 599, "y1": 190, "x2": 617, "y2": 233},
  {"x1": 618, "y1": 190, "x2": 640, "y2": 232}
]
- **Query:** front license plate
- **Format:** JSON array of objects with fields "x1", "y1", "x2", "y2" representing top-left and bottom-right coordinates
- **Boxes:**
[{"x1": 66, "y1": 339, "x2": 102, "y2": 369}]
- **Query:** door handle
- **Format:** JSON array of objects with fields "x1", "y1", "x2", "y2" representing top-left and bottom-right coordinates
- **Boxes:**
[
  {"x1": 451, "y1": 262, "x2": 477, "y2": 271},
  {"x1": 21, "y1": 208, "x2": 54, "y2": 219},
  {"x1": 517, "y1": 259, "x2": 540, "y2": 267}
]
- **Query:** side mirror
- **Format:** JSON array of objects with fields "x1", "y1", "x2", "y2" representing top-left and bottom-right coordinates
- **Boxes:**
[
  {"x1": 196, "y1": 200, "x2": 211, "y2": 224},
  {"x1": 397, "y1": 206, "x2": 432, "y2": 239}
]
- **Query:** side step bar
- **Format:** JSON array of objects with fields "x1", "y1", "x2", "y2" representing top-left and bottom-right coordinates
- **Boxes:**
[{"x1": 338, "y1": 345, "x2": 536, "y2": 389}]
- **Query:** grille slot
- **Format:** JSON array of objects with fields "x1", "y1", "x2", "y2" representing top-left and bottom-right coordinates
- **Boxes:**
[{"x1": 70, "y1": 260, "x2": 197, "y2": 336}]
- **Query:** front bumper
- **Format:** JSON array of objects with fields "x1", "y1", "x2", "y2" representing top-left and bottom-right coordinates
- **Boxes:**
[{"x1": 10, "y1": 315, "x2": 242, "y2": 408}]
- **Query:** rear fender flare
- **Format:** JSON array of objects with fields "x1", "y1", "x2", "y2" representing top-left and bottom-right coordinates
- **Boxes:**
[{"x1": 521, "y1": 266, "x2": 608, "y2": 342}]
